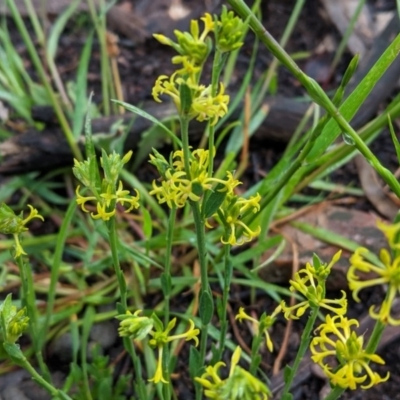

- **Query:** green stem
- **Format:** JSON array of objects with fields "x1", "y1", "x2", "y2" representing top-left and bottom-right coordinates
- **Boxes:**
[
  {"x1": 17, "y1": 352, "x2": 73, "y2": 399},
  {"x1": 227, "y1": 0, "x2": 400, "y2": 198},
  {"x1": 161, "y1": 209, "x2": 176, "y2": 400},
  {"x1": 281, "y1": 307, "x2": 319, "y2": 397},
  {"x1": 163, "y1": 208, "x2": 177, "y2": 325},
  {"x1": 108, "y1": 217, "x2": 147, "y2": 400},
  {"x1": 16, "y1": 255, "x2": 50, "y2": 380},
  {"x1": 207, "y1": 50, "x2": 228, "y2": 167},
  {"x1": 180, "y1": 115, "x2": 212, "y2": 400},
  {"x1": 215, "y1": 243, "x2": 232, "y2": 361}
]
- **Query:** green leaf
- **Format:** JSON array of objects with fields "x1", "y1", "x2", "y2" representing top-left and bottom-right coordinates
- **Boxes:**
[
  {"x1": 111, "y1": 100, "x2": 182, "y2": 146},
  {"x1": 199, "y1": 291, "x2": 214, "y2": 325},
  {"x1": 306, "y1": 33, "x2": 400, "y2": 161},
  {"x1": 3, "y1": 342, "x2": 24, "y2": 360},
  {"x1": 202, "y1": 185, "x2": 227, "y2": 219},
  {"x1": 283, "y1": 365, "x2": 292, "y2": 382},
  {"x1": 142, "y1": 208, "x2": 153, "y2": 239},
  {"x1": 72, "y1": 32, "x2": 93, "y2": 139},
  {"x1": 189, "y1": 346, "x2": 201, "y2": 378}
]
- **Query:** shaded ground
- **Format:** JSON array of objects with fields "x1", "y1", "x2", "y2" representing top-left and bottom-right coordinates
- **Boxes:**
[{"x1": 0, "y1": 0, "x2": 400, "y2": 399}]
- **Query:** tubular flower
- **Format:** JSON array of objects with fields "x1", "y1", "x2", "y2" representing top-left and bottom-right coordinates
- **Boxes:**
[
  {"x1": 152, "y1": 72, "x2": 229, "y2": 126},
  {"x1": 348, "y1": 246, "x2": 400, "y2": 325},
  {"x1": 153, "y1": 13, "x2": 214, "y2": 66},
  {"x1": 213, "y1": 192, "x2": 261, "y2": 246},
  {"x1": 311, "y1": 314, "x2": 389, "y2": 390},
  {"x1": 235, "y1": 306, "x2": 281, "y2": 352},
  {"x1": 149, "y1": 148, "x2": 240, "y2": 208},
  {"x1": 73, "y1": 150, "x2": 140, "y2": 221},
  {"x1": 281, "y1": 251, "x2": 347, "y2": 319},
  {"x1": 0, "y1": 203, "x2": 44, "y2": 258},
  {"x1": 348, "y1": 221, "x2": 400, "y2": 325},
  {"x1": 148, "y1": 317, "x2": 199, "y2": 384},
  {"x1": 195, "y1": 346, "x2": 271, "y2": 399},
  {"x1": 116, "y1": 311, "x2": 199, "y2": 384}
]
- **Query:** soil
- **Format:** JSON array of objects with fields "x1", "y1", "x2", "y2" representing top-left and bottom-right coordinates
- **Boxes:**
[{"x1": 0, "y1": 0, "x2": 399, "y2": 399}]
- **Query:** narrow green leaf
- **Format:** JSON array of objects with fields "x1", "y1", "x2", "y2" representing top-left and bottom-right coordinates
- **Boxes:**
[
  {"x1": 111, "y1": 100, "x2": 182, "y2": 146},
  {"x1": 47, "y1": 0, "x2": 81, "y2": 60},
  {"x1": 199, "y1": 291, "x2": 214, "y2": 325},
  {"x1": 189, "y1": 346, "x2": 201, "y2": 378},
  {"x1": 72, "y1": 32, "x2": 93, "y2": 139},
  {"x1": 202, "y1": 185, "x2": 227, "y2": 219},
  {"x1": 307, "y1": 33, "x2": 400, "y2": 161}
]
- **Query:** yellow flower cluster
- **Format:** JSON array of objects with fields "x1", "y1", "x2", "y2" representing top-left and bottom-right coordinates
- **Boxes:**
[
  {"x1": 116, "y1": 311, "x2": 199, "y2": 384},
  {"x1": 152, "y1": 69, "x2": 229, "y2": 126},
  {"x1": 195, "y1": 346, "x2": 270, "y2": 399},
  {"x1": 311, "y1": 315, "x2": 389, "y2": 390},
  {"x1": 152, "y1": 9, "x2": 244, "y2": 126},
  {"x1": 235, "y1": 306, "x2": 281, "y2": 352},
  {"x1": 348, "y1": 220, "x2": 400, "y2": 325},
  {"x1": 0, "y1": 203, "x2": 44, "y2": 258},
  {"x1": 149, "y1": 148, "x2": 239, "y2": 208},
  {"x1": 215, "y1": 192, "x2": 262, "y2": 246},
  {"x1": 280, "y1": 251, "x2": 347, "y2": 319},
  {"x1": 73, "y1": 150, "x2": 140, "y2": 221}
]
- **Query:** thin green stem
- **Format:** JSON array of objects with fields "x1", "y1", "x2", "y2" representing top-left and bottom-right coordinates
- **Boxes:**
[
  {"x1": 163, "y1": 208, "x2": 177, "y2": 326},
  {"x1": 108, "y1": 217, "x2": 147, "y2": 400},
  {"x1": 39, "y1": 201, "x2": 77, "y2": 352},
  {"x1": 207, "y1": 50, "x2": 228, "y2": 169},
  {"x1": 227, "y1": 0, "x2": 400, "y2": 198},
  {"x1": 215, "y1": 242, "x2": 232, "y2": 361},
  {"x1": 16, "y1": 255, "x2": 50, "y2": 380},
  {"x1": 16, "y1": 352, "x2": 72, "y2": 399},
  {"x1": 281, "y1": 307, "x2": 319, "y2": 397}
]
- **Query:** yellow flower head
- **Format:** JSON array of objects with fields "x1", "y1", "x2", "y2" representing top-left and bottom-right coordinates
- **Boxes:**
[
  {"x1": 148, "y1": 316, "x2": 199, "y2": 384},
  {"x1": 281, "y1": 251, "x2": 346, "y2": 319},
  {"x1": 311, "y1": 314, "x2": 389, "y2": 390},
  {"x1": 235, "y1": 306, "x2": 281, "y2": 352},
  {"x1": 215, "y1": 192, "x2": 262, "y2": 246},
  {"x1": 196, "y1": 346, "x2": 271, "y2": 399},
  {"x1": 149, "y1": 148, "x2": 241, "y2": 209},
  {"x1": 74, "y1": 150, "x2": 140, "y2": 221},
  {"x1": 0, "y1": 204, "x2": 44, "y2": 258},
  {"x1": 348, "y1": 221, "x2": 400, "y2": 325}
]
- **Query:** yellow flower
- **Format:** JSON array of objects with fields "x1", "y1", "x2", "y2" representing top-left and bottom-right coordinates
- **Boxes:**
[
  {"x1": 216, "y1": 193, "x2": 262, "y2": 246},
  {"x1": 311, "y1": 314, "x2": 389, "y2": 390},
  {"x1": 195, "y1": 346, "x2": 271, "y2": 399},
  {"x1": 148, "y1": 318, "x2": 199, "y2": 384},
  {"x1": 0, "y1": 204, "x2": 44, "y2": 258},
  {"x1": 235, "y1": 306, "x2": 281, "y2": 352},
  {"x1": 191, "y1": 82, "x2": 230, "y2": 126},
  {"x1": 149, "y1": 148, "x2": 241, "y2": 208},
  {"x1": 281, "y1": 251, "x2": 346, "y2": 319},
  {"x1": 74, "y1": 151, "x2": 140, "y2": 221},
  {"x1": 348, "y1": 246, "x2": 400, "y2": 325}
]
